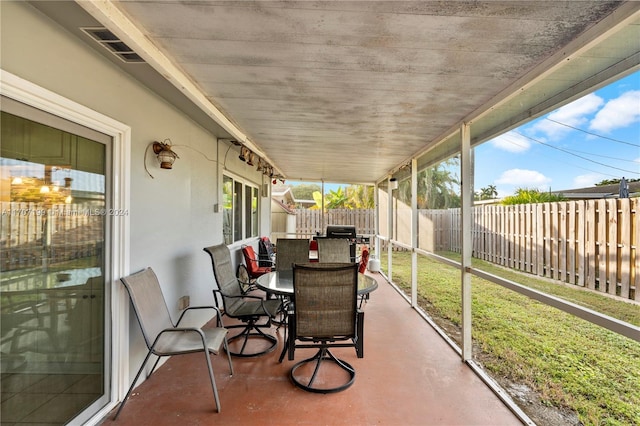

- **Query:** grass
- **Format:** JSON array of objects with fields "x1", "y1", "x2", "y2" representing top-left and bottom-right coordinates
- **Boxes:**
[{"x1": 383, "y1": 250, "x2": 640, "y2": 426}]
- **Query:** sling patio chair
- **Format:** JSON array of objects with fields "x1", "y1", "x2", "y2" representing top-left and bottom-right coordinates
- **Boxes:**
[
  {"x1": 275, "y1": 238, "x2": 311, "y2": 272},
  {"x1": 288, "y1": 262, "x2": 364, "y2": 393},
  {"x1": 204, "y1": 244, "x2": 282, "y2": 357},
  {"x1": 262, "y1": 238, "x2": 307, "y2": 327},
  {"x1": 316, "y1": 238, "x2": 352, "y2": 263},
  {"x1": 237, "y1": 244, "x2": 274, "y2": 294},
  {"x1": 114, "y1": 267, "x2": 233, "y2": 419}
]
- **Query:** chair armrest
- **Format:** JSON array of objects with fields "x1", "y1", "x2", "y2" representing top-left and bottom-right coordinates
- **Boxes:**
[
  {"x1": 213, "y1": 287, "x2": 243, "y2": 299},
  {"x1": 247, "y1": 257, "x2": 275, "y2": 267},
  {"x1": 150, "y1": 327, "x2": 208, "y2": 351},
  {"x1": 213, "y1": 288, "x2": 269, "y2": 302},
  {"x1": 176, "y1": 305, "x2": 223, "y2": 326}
]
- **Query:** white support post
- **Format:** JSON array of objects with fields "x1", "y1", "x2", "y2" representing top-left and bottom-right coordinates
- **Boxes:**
[
  {"x1": 461, "y1": 122, "x2": 473, "y2": 361},
  {"x1": 411, "y1": 158, "x2": 418, "y2": 307},
  {"x1": 374, "y1": 181, "x2": 380, "y2": 259},
  {"x1": 321, "y1": 180, "x2": 325, "y2": 233},
  {"x1": 388, "y1": 177, "x2": 394, "y2": 281}
]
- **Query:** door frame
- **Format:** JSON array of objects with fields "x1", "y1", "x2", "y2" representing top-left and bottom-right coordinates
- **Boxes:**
[{"x1": 1, "y1": 69, "x2": 131, "y2": 424}]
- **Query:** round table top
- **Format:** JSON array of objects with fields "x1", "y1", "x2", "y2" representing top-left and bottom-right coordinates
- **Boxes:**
[{"x1": 255, "y1": 269, "x2": 378, "y2": 296}]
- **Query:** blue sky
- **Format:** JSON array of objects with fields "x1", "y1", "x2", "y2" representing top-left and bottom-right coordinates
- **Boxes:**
[{"x1": 475, "y1": 71, "x2": 640, "y2": 196}]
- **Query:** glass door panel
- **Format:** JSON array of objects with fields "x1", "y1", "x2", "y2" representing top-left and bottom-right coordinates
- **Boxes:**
[{"x1": 0, "y1": 111, "x2": 108, "y2": 425}]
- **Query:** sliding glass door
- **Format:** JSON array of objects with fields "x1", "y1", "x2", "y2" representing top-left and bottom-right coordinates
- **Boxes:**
[{"x1": 0, "y1": 104, "x2": 111, "y2": 425}]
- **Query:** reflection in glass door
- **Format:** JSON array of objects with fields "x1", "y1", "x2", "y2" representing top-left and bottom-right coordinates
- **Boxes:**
[{"x1": 0, "y1": 110, "x2": 108, "y2": 425}]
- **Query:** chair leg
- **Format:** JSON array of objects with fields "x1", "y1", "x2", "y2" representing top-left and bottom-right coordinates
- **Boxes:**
[
  {"x1": 287, "y1": 314, "x2": 296, "y2": 361},
  {"x1": 356, "y1": 311, "x2": 364, "y2": 358},
  {"x1": 223, "y1": 335, "x2": 234, "y2": 376},
  {"x1": 226, "y1": 321, "x2": 277, "y2": 357},
  {"x1": 113, "y1": 350, "x2": 155, "y2": 420},
  {"x1": 148, "y1": 355, "x2": 162, "y2": 376},
  {"x1": 203, "y1": 350, "x2": 221, "y2": 413}
]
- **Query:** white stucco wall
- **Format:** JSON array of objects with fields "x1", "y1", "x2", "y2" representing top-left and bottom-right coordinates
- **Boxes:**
[{"x1": 1, "y1": 0, "x2": 268, "y2": 399}]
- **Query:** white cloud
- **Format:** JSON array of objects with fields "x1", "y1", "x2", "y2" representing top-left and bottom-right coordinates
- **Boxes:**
[
  {"x1": 573, "y1": 173, "x2": 606, "y2": 188},
  {"x1": 531, "y1": 93, "x2": 604, "y2": 139},
  {"x1": 495, "y1": 169, "x2": 551, "y2": 190},
  {"x1": 489, "y1": 131, "x2": 531, "y2": 153},
  {"x1": 590, "y1": 90, "x2": 640, "y2": 133}
]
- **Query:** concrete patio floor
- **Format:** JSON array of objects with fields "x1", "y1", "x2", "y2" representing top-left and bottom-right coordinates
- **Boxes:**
[{"x1": 104, "y1": 272, "x2": 522, "y2": 425}]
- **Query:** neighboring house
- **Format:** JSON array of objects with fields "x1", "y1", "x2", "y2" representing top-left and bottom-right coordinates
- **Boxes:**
[
  {"x1": 271, "y1": 184, "x2": 315, "y2": 208},
  {"x1": 270, "y1": 196, "x2": 296, "y2": 242},
  {"x1": 551, "y1": 181, "x2": 640, "y2": 199},
  {"x1": 293, "y1": 198, "x2": 317, "y2": 209},
  {"x1": 270, "y1": 185, "x2": 315, "y2": 241},
  {"x1": 271, "y1": 185, "x2": 296, "y2": 207}
]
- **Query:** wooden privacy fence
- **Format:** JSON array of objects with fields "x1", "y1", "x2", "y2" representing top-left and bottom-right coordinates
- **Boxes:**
[
  {"x1": 295, "y1": 208, "x2": 375, "y2": 237},
  {"x1": 420, "y1": 198, "x2": 638, "y2": 301},
  {"x1": 0, "y1": 201, "x2": 104, "y2": 272}
]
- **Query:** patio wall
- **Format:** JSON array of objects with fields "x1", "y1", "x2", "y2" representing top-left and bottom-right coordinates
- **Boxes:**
[{"x1": 1, "y1": 2, "x2": 270, "y2": 422}]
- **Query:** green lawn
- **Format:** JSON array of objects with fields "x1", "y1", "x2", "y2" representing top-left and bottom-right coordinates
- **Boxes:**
[{"x1": 383, "y1": 250, "x2": 640, "y2": 426}]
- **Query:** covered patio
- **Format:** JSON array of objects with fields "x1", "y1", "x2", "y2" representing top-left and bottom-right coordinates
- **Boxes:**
[
  {"x1": 1, "y1": 2, "x2": 638, "y2": 425},
  {"x1": 105, "y1": 271, "x2": 522, "y2": 426}
]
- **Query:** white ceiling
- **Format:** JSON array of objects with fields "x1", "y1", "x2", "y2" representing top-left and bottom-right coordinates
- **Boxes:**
[{"x1": 33, "y1": 1, "x2": 640, "y2": 184}]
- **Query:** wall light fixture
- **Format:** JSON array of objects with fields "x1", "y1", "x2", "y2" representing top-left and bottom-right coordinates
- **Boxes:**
[
  {"x1": 145, "y1": 140, "x2": 180, "y2": 178},
  {"x1": 389, "y1": 177, "x2": 398, "y2": 190},
  {"x1": 239, "y1": 146, "x2": 249, "y2": 162},
  {"x1": 153, "y1": 141, "x2": 179, "y2": 169}
]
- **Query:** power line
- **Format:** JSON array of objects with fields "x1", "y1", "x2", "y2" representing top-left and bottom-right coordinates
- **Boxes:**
[
  {"x1": 512, "y1": 131, "x2": 640, "y2": 176},
  {"x1": 544, "y1": 118, "x2": 640, "y2": 147},
  {"x1": 544, "y1": 145, "x2": 638, "y2": 163},
  {"x1": 496, "y1": 136, "x2": 622, "y2": 179}
]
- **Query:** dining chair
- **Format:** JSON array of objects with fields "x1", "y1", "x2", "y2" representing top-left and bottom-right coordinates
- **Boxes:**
[
  {"x1": 288, "y1": 262, "x2": 363, "y2": 393},
  {"x1": 275, "y1": 238, "x2": 310, "y2": 272},
  {"x1": 114, "y1": 267, "x2": 233, "y2": 419},
  {"x1": 237, "y1": 244, "x2": 273, "y2": 294},
  {"x1": 317, "y1": 238, "x2": 352, "y2": 263},
  {"x1": 204, "y1": 244, "x2": 281, "y2": 357},
  {"x1": 259, "y1": 236, "x2": 277, "y2": 267}
]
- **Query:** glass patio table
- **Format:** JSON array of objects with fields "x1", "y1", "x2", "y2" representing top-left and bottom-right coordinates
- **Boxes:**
[{"x1": 255, "y1": 269, "x2": 378, "y2": 297}]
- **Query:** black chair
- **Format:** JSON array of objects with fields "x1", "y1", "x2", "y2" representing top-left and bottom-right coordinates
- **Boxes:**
[
  {"x1": 259, "y1": 236, "x2": 277, "y2": 267},
  {"x1": 115, "y1": 268, "x2": 233, "y2": 419},
  {"x1": 204, "y1": 244, "x2": 282, "y2": 357},
  {"x1": 288, "y1": 262, "x2": 364, "y2": 393},
  {"x1": 236, "y1": 244, "x2": 274, "y2": 294}
]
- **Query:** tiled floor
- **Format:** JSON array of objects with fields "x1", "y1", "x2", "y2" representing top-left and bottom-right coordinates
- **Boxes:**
[{"x1": 103, "y1": 272, "x2": 522, "y2": 426}]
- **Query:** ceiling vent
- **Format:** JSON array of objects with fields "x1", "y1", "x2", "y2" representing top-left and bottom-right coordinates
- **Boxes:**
[{"x1": 81, "y1": 27, "x2": 145, "y2": 63}]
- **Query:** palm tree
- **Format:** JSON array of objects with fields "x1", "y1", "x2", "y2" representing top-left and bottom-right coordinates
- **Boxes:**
[
  {"x1": 392, "y1": 159, "x2": 460, "y2": 209},
  {"x1": 417, "y1": 159, "x2": 460, "y2": 209},
  {"x1": 480, "y1": 185, "x2": 498, "y2": 200}
]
